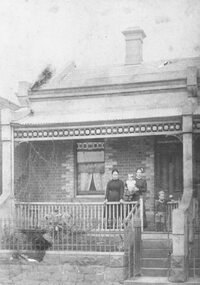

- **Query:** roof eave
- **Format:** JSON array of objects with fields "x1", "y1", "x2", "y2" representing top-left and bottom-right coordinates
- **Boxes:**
[{"x1": 28, "y1": 77, "x2": 187, "y2": 101}]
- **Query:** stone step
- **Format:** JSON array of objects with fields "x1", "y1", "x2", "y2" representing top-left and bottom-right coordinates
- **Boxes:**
[
  {"x1": 142, "y1": 239, "x2": 172, "y2": 250},
  {"x1": 139, "y1": 238, "x2": 172, "y2": 278},
  {"x1": 142, "y1": 258, "x2": 169, "y2": 268},
  {"x1": 141, "y1": 268, "x2": 168, "y2": 277},
  {"x1": 142, "y1": 232, "x2": 172, "y2": 240},
  {"x1": 124, "y1": 277, "x2": 200, "y2": 285},
  {"x1": 142, "y1": 249, "x2": 171, "y2": 258}
]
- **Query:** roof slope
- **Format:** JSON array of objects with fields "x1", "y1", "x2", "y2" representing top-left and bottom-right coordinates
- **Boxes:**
[
  {"x1": 37, "y1": 57, "x2": 200, "y2": 91},
  {"x1": 13, "y1": 56, "x2": 200, "y2": 127},
  {"x1": 0, "y1": 96, "x2": 19, "y2": 110}
]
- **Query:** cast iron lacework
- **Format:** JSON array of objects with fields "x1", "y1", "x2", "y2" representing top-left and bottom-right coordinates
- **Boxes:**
[
  {"x1": 193, "y1": 120, "x2": 200, "y2": 131},
  {"x1": 14, "y1": 141, "x2": 62, "y2": 201},
  {"x1": 77, "y1": 142, "x2": 104, "y2": 151},
  {"x1": 14, "y1": 121, "x2": 182, "y2": 141}
]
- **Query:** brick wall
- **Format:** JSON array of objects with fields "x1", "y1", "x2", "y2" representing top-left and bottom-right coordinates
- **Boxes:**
[
  {"x1": 14, "y1": 141, "x2": 75, "y2": 202},
  {"x1": 104, "y1": 137, "x2": 155, "y2": 217}
]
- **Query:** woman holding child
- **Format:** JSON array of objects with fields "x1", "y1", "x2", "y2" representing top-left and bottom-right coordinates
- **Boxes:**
[
  {"x1": 124, "y1": 168, "x2": 147, "y2": 201},
  {"x1": 105, "y1": 167, "x2": 147, "y2": 228},
  {"x1": 124, "y1": 168, "x2": 147, "y2": 228}
]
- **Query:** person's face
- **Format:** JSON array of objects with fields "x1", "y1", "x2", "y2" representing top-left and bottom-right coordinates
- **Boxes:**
[
  {"x1": 159, "y1": 192, "x2": 165, "y2": 200},
  {"x1": 128, "y1": 174, "x2": 134, "y2": 180},
  {"x1": 136, "y1": 169, "x2": 142, "y2": 178},
  {"x1": 112, "y1": 171, "x2": 119, "y2": 180}
]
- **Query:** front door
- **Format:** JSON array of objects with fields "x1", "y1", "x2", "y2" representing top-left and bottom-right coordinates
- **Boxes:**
[{"x1": 155, "y1": 138, "x2": 183, "y2": 200}]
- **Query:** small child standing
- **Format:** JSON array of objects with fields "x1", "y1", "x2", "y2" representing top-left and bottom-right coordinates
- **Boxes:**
[
  {"x1": 155, "y1": 191, "x2": 168, "y2": 232},
  {"x1": 124, "y1": 174, "x2": 138, "y2": 201}
]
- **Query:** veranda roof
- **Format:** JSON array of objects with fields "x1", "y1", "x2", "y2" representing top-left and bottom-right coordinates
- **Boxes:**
[{"x1": 13, "y1": 107, "x2": 182, "y2": 126}]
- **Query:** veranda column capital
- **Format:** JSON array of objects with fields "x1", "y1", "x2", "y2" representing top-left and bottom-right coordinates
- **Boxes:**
[
  {"x1": 182, "y1": 115, "x2": 193, "y2": 133},
  {"x1": 0, "y1": 108, "x2": 13, "y2": 125},
  {"x1": 187, "y1": 66, "x2": 198, "y2": 98}
]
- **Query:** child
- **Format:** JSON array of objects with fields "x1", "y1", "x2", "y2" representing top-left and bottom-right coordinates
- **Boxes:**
[
  {"x1": 155, "y1": 191, "x2": 168, "y2": 232},
  {"x1": 124, "y1": 174, "x2": 138, "y2": 201}
]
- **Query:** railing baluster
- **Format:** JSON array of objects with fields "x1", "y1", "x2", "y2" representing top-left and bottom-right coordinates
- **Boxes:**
[
  {"x1": 83, "y1": 204, "x2": 86, "y2": 230},
  {"x1": 72, "y1": 204, "x2": 75, "y2": 227},
  {"x1": 116, "y1": 203, "x2": 118, "y2": 229},
  {"x1": 41, "y1": 204, "x2": 43, "y2": 225},
  {"x1": 94, "y1": 204, "x2": 97, "y2": 230},
  {"x1": 101, "y1": 204, "x2": 104, "y2": 230},
  {"x1": 107, "y1": 203, "x2": 110, "y2": 230},
  {"x1": 140, "y1": 197, "x2": 143, "y2": 232},
  {"x1": 44, "y1": 204, "x2": 47, "y2": 220}
]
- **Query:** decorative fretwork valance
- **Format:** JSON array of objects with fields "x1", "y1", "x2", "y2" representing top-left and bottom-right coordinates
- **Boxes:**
[{"x1": 14, "y1": 120, "x2": 182, "y2": 142}]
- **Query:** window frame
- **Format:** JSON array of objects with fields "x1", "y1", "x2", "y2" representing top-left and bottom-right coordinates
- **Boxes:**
[{"x1": 76, "y1": 140, "x2": 105, "y2": 196}]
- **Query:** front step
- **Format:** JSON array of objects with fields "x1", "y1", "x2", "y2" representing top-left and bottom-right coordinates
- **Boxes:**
[
  {"x1": 125, "y1": 233, "x2": 200, "y2": 283},
  {"x1": 142, "y1": 258, "x2": 169, "y2": 268},
  {"x1": 142, "y1": 249, "x2": 170, "y2": 258},
  {"x1": 141, "y1": 238, "x2": 172, "y2": 277},
  {"x1": 141, "y1": 268, "x2": 168, "y2": 277},
  {"x1": 124, "y1": 277, "x2": 200, "y2": 285}
]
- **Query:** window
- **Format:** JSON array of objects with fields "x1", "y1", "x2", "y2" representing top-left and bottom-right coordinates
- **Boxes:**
[{"x1": 77, "y1": 141, "x2": 105, "y2": 195}]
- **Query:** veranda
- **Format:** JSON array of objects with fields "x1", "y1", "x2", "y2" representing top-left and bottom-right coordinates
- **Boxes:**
[{"x1": 13, "y1": 136, "x2": 180, "y2": 232}]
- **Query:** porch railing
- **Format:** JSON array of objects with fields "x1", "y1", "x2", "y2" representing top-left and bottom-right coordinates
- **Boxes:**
[
  {"x1": 15, "y1": 200, "x2": 142, "y2": 231},
  {"x1": 155, "y1": 200, "x2": 179, "y2": 232},
  {"x1": 167, "y1": 200, "x2": 179, "y2": 232}
]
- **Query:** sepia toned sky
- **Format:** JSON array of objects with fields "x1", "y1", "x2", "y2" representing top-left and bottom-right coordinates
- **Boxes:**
[{"x1": 0, "y1": 0, "x2": 200, "y2": 103}]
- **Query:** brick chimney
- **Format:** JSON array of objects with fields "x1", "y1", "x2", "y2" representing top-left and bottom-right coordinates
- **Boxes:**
[{"x1": 122, "y1": 27, "x2": 146, "y2": 65}]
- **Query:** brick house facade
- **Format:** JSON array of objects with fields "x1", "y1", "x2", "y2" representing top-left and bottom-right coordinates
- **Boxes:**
[{"x1": 0, "y1": 27, "x2": 200, "y2": 281}]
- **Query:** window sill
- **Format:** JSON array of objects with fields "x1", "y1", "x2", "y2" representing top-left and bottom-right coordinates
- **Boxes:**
[{"x1": 75, "y1": 195, "x2": 105, "y2": 199}]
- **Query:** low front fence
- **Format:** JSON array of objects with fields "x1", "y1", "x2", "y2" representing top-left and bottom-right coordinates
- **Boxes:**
[
  {"x1": 0, "y1": 217, "x2": 141, "y2": 254},
  {"x1": 0, "y1": 219, "x2": 125, "y2": 253},
  {"x1": 0, "y1": 213, "x2": 142, "y2": 280},
  {"x1": 0, "y1": 219, "x2": 142, "y2": 284},
  {"x1": 15, "y1": 200, "x2": 142, "y2": 231}
]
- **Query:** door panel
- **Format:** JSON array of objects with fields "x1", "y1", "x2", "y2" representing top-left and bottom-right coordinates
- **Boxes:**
[
  {"x1": 155, "y1": 141, "x2": 183, "y2": 200},
  {"x1": 194, "y1": 137, "x2": 200, "y2": 199}
]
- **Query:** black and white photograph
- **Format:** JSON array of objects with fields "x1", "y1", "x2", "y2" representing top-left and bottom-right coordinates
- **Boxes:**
[{"x1": 0, "y1": 0, "x2": 200, "y2": 284}]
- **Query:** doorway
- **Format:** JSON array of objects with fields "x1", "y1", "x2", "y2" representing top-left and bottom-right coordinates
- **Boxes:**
[{"x1": 155, "y1": 138, "x2": 183, "y2": 201}]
